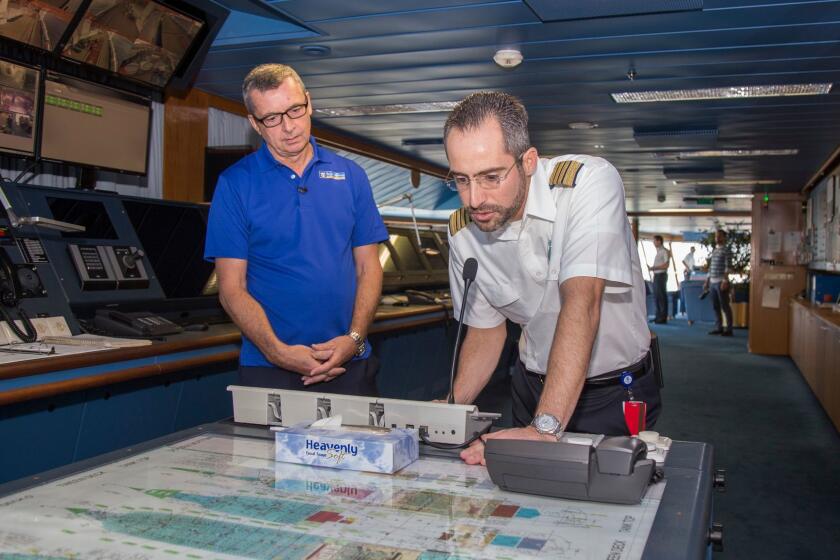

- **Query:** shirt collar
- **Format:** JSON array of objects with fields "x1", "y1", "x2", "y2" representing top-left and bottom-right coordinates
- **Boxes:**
[
  {"x1": 255, "y1": 136, "x2": 332, "y2": 173},
  {"x1": 523, "y1": 160, "x2": 557, "y2": 222}
]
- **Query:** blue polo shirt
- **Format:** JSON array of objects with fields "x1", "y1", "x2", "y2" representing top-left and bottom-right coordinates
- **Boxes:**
[{"x1": 204, "y1": 138, "x2": 388, "y2": 367}]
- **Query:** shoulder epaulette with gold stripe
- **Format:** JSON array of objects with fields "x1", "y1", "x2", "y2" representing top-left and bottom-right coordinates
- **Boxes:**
[
  {"x1": 448, "y1": 207, "x2": 472, "y2": 236},
  {"x1": 549, "y1": 160, "x2": 584, "y2": 188}
]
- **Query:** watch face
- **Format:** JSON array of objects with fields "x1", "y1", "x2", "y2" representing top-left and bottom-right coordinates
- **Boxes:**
[{"x1": 534, "y1": 414, "x2": 560, "y2": 433}]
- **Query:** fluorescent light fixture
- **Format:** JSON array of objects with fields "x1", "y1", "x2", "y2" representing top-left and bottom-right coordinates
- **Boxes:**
[
  {"x1": 675, "y1": 179, "x2": 781, "y2": 186},
  {"x1": 315, "y1": 101, "x2": 458, "y2": 117},
  {"x1": 568, "y1": 121, "x2": 598, "y2": 129},
  {"x1": 648, "y1": 208, "x2": 714, "y2": 213},
  {"x1": 724, "y1": 194, "x2": 756, "y2": 199},
  {"x1": 676, "y1": 149, "x2": 798, "y2": 158},
  {"x1": 612, "y1": 83, "x2": 832, "y2": 103}
]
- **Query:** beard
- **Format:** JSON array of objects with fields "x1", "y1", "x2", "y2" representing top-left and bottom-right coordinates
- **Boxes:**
[{"x1": 470, "y1": 170, "x2": 528, "y2": 232}]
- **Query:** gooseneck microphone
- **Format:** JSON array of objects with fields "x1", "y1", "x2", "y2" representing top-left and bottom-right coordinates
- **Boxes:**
[{"x1": 448, "y1": 257, "x2": 478, "y2": 404}]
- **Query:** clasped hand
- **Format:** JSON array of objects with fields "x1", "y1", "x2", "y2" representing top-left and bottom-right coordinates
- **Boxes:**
[{"x1": 276, "y1": 335, "x2": 357, "y2": 385}]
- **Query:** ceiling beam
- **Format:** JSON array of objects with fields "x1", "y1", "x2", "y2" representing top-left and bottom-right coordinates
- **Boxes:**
[
  {"x1": 313, "y1": 124, "x2": 448, "y2": 178},
  {"x1": 627, "y1": 211, "x2": 751, "y2": 218},
  {"x1": 801, "y1": 143, "x2": 840, "y2": 195}
]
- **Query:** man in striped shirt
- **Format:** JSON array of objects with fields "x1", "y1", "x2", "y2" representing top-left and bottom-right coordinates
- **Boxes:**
[{"x1": 705, "y1": 230, "x2": 733, "y2": 336}]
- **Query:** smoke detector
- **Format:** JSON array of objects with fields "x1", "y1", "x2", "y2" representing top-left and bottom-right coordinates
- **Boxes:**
[{"x1": 493, "y1": 49, "x2": 523, "y2": 69}]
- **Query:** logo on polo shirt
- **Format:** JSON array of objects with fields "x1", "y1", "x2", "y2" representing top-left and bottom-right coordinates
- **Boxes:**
[{"x1": 319, "y1": 170, "x2": 346, "y2": 180}]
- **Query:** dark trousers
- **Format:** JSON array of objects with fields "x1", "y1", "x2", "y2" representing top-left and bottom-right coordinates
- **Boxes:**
[
  {"x1": 653, "y1": 273, "x2": 668, "y2": 322},
  {"x1": 511, "y1": 360, "x2": 662, "y2": 436},
  {"x1": 238, "y1": 356, "x2": 379, "y2": 397},
  {"x1": 710, "y1": 282, "x2": 733, "y2": 333}
]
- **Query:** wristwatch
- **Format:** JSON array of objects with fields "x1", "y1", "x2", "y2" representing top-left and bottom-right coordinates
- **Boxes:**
[
  {"x1": 347, "y1": 330, "x2": 366, "y2": 357},
  {"x1": 530, "y1": 413, "x2": 564, "y2": 440}
]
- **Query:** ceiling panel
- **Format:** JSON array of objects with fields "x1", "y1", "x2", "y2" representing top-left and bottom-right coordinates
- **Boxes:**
[{"x1": 195, "y1": 0, "x2": 840, "y2": 234}]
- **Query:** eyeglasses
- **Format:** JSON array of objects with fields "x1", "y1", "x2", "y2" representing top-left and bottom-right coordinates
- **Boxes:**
[
  {"x1": 445, "y1": 155, "x2": 522, "y2": 192},
  {"x1": 252, "y1": 99, "x2": 309, "y2": 128}
]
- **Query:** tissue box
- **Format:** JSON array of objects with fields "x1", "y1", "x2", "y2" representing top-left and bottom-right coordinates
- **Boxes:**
[{"x1": 274, "y1": 423, "x2": 419, "y2": 474}]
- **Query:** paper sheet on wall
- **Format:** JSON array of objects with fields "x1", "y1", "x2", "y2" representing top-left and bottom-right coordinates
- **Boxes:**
[
  {"x1": 761, "y1": 285, "x2": 782, "y2": 309},
  {"x1": 766, "y1": 231, "x2": 782, "y2": 253},
  {"x1": 783, "y1": 231, "x2": 801, "y2": 253}
]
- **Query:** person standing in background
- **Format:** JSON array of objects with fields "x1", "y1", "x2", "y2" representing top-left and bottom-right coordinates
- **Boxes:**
[
  {"x1": 649, "y1": 235, "x2": 670, "y2": 324},
  {"x1": 705, "y1": 230, "x2": 733, "y2": 336},
  {"x1": 682, "y1": 246, "x2": 696, "y2": 280}
]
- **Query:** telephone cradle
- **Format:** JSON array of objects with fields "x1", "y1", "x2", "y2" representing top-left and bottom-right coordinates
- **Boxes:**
[{"x1": 93, "y1": 309, "x2": 184, "y2": 338}]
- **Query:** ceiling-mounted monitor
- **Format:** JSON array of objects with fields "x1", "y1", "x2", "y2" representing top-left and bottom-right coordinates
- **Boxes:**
[
  {"x1": 0, "y1": 58, "x2": 39, "y2": 157},
  {"x1": 41, "y1": 72, "x2": 150, "y2": 174},
  {"x1": 0, "y1": 0, "x2": 81, "y2": 51},
  {"x1": 61, "y1": 0, "x2": 204, "y2": 89}
]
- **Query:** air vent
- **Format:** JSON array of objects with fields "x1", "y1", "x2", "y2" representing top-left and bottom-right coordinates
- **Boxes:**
[
  {"x1": 633, "y1": 126, "x2": 718, "y2": 148},
  {"x1": 524, "y1": 0, "x2": 702, "y2": 22},
  {"x1": 663, "y1": 163, "x2": 724, "y2": 180},
  {"x1": 315, "y1": 102, "x2": 458, "y2": 117},
  {"x1": 402, "y1": 138, "x2": 444, "y2": 146}
]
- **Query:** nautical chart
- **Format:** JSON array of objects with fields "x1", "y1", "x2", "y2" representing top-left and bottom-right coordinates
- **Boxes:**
[{"x1": 0, "y1": 434, "x2": 665, "y2": 559}]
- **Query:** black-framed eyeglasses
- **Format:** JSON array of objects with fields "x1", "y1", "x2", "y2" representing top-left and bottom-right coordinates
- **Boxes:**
[
  {"x1": 252, "y1": 99, "x2": 309, "y2": 128},
  {"x1": 445, "y1": 155, "x2": 523, "y2": 192}
]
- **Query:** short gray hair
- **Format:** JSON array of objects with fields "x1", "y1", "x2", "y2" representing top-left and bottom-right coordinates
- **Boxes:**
[
  {"x1": 443, "y1": 92, "x2": 531, "y2": 157},
  {"x1": 242, "y1": 64, "x2": 306, "y2": 113}
]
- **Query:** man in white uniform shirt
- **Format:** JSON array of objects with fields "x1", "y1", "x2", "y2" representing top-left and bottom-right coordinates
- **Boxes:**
[
  {"x1": 682, "y1": 246, "x2": 696, "y2": 280},
  {"x1": 649, "y1": 235, "x2": 670, "y2": 324},
  {"x1": 443, "y1": 92, "x2": 661, "y2": 465}
]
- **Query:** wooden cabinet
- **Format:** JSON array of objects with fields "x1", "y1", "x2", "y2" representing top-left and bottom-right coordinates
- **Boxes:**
[
  {"x1": 749, "y1": 195, "x2": 806, "y2": 355},
  {"x1": 789, "y1": 300, "x2": 840, "y2": 431}
]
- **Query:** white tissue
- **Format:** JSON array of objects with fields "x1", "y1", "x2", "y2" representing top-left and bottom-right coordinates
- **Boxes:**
[{"x1": 310, "y1": 415, "x2": 343, "y2": 429}]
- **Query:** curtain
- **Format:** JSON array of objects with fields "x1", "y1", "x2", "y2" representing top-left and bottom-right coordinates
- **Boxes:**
[{"x1": 208, "y1": 107, "x2": 260, "y2": 148}]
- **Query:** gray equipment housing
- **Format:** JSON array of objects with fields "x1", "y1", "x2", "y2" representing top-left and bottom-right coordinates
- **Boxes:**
[{"x1": 485, "y1": 436, "x2": 656, "y2": 504}]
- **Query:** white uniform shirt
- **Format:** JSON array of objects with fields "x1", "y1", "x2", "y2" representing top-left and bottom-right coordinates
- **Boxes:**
[
  {"x1": 653, "y1": 247, "x2": 669, "y2": 275},
  {"x1": 448, "y1": 155, "x2": 650, "y2": 377},
  {"x1": 682, "y1": 252, "x2": 695, "y2": 271}
]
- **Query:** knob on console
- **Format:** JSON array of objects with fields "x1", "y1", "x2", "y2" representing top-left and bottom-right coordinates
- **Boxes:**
[{"x1": 122, "y1": 249, "x2": 145, "y2": 269}]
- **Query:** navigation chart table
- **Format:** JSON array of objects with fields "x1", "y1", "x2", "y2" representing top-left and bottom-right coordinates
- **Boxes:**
[{"x1": 0, "y1": 423, "x2": 715, "y2": 560}]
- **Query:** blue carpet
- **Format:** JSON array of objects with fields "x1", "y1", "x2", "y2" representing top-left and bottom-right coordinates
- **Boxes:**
[{"x1": 651, "y1": 319, "x2": 840, "y2": 559}]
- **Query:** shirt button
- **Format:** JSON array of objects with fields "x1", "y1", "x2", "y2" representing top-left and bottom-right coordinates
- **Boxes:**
[{"x1": 291, "y1": 174, "x2": 296, "y2": 179}]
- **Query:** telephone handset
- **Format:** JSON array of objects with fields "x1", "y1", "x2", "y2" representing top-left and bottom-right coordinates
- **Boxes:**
[
  {"x1": 0, "y1": 247, "x2": 37, "y2": 343},
  {"x1": 93, "y1": 309, "x2": 183, "y2": 338},
  {"x1": 405, "y1": 289, "x2": 449, "y2": 306}
]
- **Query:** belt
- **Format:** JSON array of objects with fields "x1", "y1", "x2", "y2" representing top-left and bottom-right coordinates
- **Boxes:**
[
  {"x1": 526, "y1": 350, "x2": 652, "y2": 387},
  {"x1": 584, "y1": 351, "x2": 652, "y2": 387}
]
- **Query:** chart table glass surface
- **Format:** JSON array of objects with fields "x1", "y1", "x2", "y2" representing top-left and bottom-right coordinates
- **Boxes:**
[{"x1": 0, "y1": 433, "x2": 666, "y2": 559}]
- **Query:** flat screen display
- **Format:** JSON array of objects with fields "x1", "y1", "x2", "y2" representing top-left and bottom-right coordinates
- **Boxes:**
[
  {"x1": 0, "y1": 59, "x2": 38, "y2": 157},
  {"x1": 62, "y1": 0, "x2": 204, "y2": 88},
  {"x1": 0, "y1": 0, "x2": 81, "y2": 51},
  {"x1": 123, "y1": 199, "x2": 215, "y2": 298},
  {"x1": 47, "y1": 197, "x2": 118, "y2": 239},
  {"x1": 41, "y1": 73, "x2": 150, "y2": 173}
]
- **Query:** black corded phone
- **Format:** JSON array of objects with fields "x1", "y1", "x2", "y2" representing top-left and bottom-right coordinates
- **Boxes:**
[
  {"x1": 405, "y1": 289, "x2": 449, "y2": 305},
  {"x1": 93, "y1": 309, "x2": 183, "y2": 338},
  {"x1": 0, "y1": 247, "x2": 38, "y2": 343}
]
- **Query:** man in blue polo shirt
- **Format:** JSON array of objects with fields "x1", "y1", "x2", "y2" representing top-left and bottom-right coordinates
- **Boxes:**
[{"x1": 204, "y1": 64, "x2": 388, "y2": 394}]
